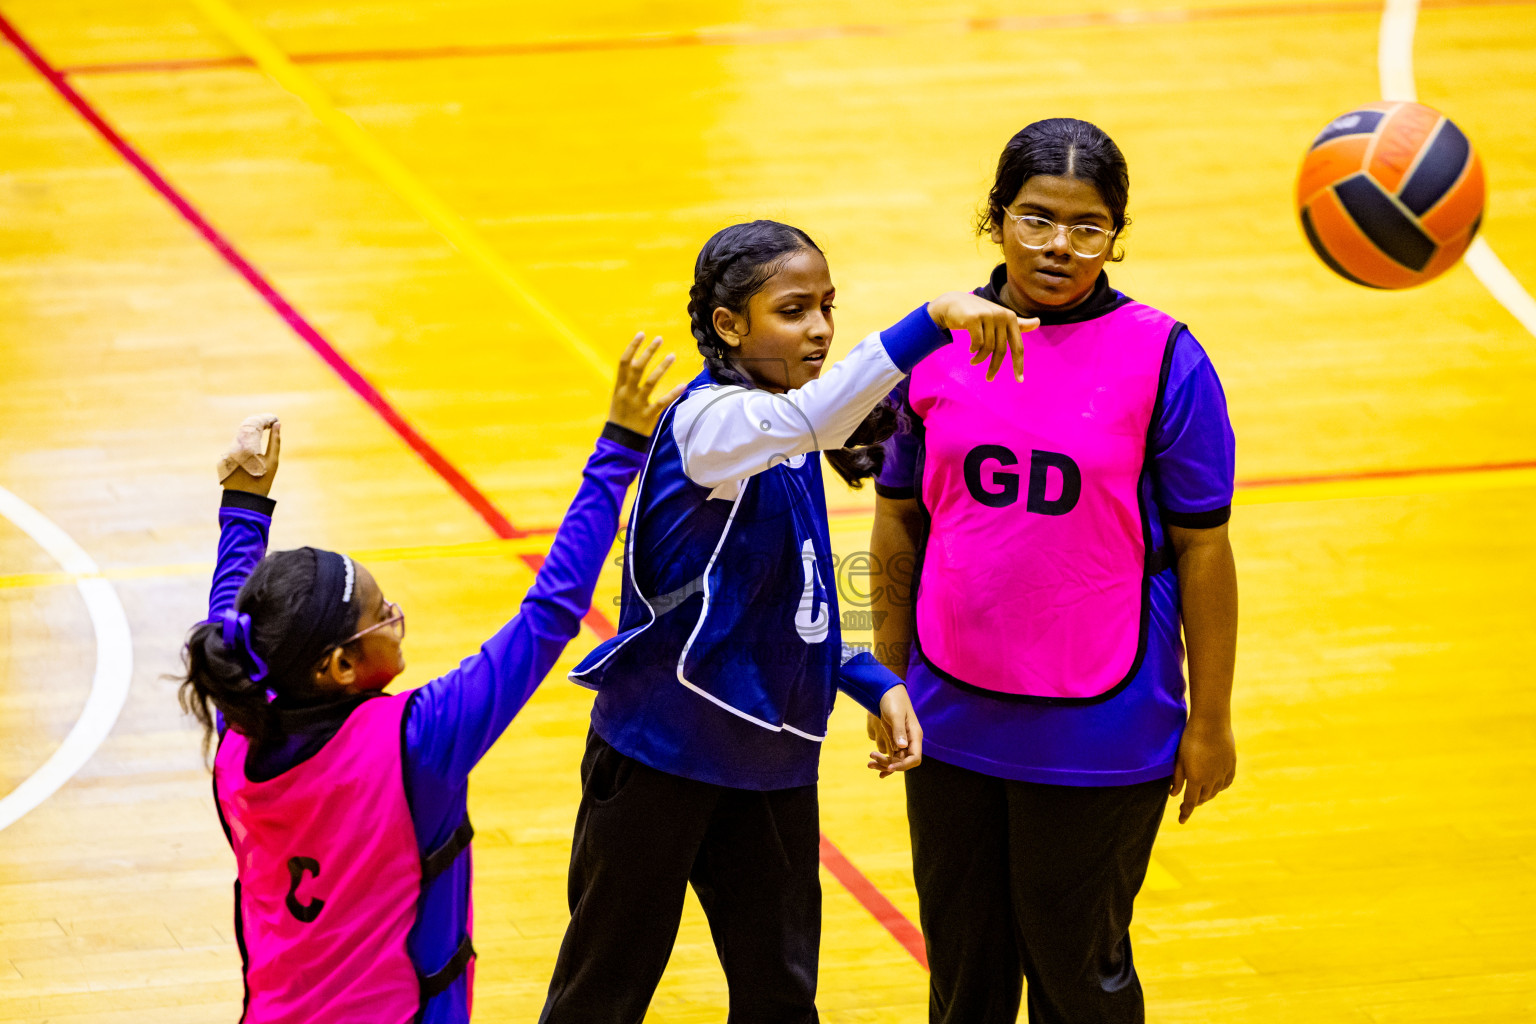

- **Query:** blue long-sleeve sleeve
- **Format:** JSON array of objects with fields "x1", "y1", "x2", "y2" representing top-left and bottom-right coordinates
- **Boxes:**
[
  {"x1": 402, "y1": 429, "x2": 647, "y2": 785},
  {"x1": 203, "y1": 425, "x2": 648, "y2": 1024},
  {"x1": 401, "y1": 425, "x2": 648, "y2": 1023},
  {"x1": 837, "y1": 648, "x2": 901, "y2": 715},
  {"x1": 878, "y1": 302, "x2": 951, "y2": 374},
  {"x1": 208, "y1": 491, "x2": 276, "y2": 738},
  {"x1": 208, "y1": 491, "x2": 276, "y2": 620}
]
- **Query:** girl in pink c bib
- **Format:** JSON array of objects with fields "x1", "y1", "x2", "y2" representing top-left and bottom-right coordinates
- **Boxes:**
[
  {"x1": 870, "y1": 119, "x2": 1239, "y2": 1024},
  {"x1": 179, "y1": 339, "x2": 679, "y2": 1024}
]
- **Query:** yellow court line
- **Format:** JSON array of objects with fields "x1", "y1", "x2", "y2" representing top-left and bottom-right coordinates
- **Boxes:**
[
  {"x1": 184, "y1": 0, "x2": 613, "y2": 383},
  {"x1": 353, "y1": 535, "x2": 559, "y2": 563},
  {"x1": 0, "y1": 535, "x2": 571, "y2": 591},
  {"x1": 4, "y1": 465, "x2": 1532, "y2": 593},
  {"x1": 0, "y1": 570, "x2": 80, "y2": 590}
]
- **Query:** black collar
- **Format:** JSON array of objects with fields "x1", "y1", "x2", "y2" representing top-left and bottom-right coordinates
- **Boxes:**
[
  {"x1": 243, "y1": 690, "x2": 381, "y2": 783},
  {"x1": 977, "y1": 264, "x2": 1129, "y2": 325},
  {"x1": 270, "y1": 689, "x2": 377, "y2": 731}
]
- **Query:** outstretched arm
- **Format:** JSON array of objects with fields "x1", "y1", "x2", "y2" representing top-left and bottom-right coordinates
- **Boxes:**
[
  {"x1": 405, "y1": 335, "x2": 681, "y2": 783},
  {"x1": 207, "y1": 415, "x2": 281, "y2": 621},
  {"x1": 677, "y1": 296, "x2": 1034, "y2": 489}
]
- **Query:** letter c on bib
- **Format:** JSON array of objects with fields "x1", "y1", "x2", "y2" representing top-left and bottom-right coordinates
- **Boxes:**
[
  {"x1": 963, "y1": 444, "x2": 1020, "y2": 507},
  {"x1": 286, "y1": 856, "x2": 325, "y2": 923}
]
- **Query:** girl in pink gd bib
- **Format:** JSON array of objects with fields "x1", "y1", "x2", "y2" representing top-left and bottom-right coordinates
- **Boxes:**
[
  {"x1": 870, "y1": 118, "x2": 1239, "y2": 1024},
  {"x1": 178, "y1": 338, "x2": 679, "y2": 1024}
]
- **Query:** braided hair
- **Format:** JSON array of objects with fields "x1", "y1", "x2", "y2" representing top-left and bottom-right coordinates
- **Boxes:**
[{"x1": 686, "y1": 220, "x2": 895, "y2": 488}]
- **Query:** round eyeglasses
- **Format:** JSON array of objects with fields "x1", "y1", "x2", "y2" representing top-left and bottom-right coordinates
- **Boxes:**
[
  {"x1": 1004, "y1": 211, "x2": 1114, "y2": 259},
  {"x1": 326, "y1": 600, "x2": 405, "y2": 657}
]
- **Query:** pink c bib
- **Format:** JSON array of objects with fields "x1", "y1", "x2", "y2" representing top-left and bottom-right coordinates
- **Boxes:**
[
  {"x1": 214, "y1": 694, "x2": 424, "y2": 1024},
  {"x1": 908, "y1": 301, "x2": 1179, "y2": 701}
]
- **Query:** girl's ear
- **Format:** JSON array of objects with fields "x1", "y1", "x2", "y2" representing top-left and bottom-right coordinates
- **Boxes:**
[
  {"x1": 712, "y1": 306, "x2": 746, "y2": 350},
  {"x1": 313, "y1": 648, "x2": 358, "y2": 692},
  {"x1": 988, "y1": 218, "x2": 1005, "y2": 246}
]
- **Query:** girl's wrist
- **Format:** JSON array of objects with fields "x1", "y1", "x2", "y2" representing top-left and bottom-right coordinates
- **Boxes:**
[
  {"x1": 1185, "y1": 707, "x2": 1232, "y2": 731},
  {"x1": 600, "y1": 420, "x2": 651, "y2": 452},
  {"x1": 884, "y1": 302, "x2": 952, "y2": 373}
]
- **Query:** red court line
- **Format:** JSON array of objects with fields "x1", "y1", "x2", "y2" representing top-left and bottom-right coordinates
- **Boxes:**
[
  {"x1": 56, "y1": 0, "x2": 1536, "y2": 76},
  {"x1": 0, "y1": 15, "x2": 516, "y2": 541},
  {"x1": 0, "y1": 12, "x2": 621, "y2": 637},
  {"x1": 819, "y1": 457, "x2": 1536, "y2": 522},
  {"x1": 0, "y1": 8, "x2": 927, "y2": 962},
  {"x1": 820, "y1": 834, "x2": 929, "y2": 969},
  {"x1": 1237, "y1": 458, "x2": 1536, "y2": 488}
]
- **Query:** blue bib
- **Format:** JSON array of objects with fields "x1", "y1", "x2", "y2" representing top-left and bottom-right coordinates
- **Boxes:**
[{"x1": 571, "y1": 373, "x2": 841, "y2": 742}]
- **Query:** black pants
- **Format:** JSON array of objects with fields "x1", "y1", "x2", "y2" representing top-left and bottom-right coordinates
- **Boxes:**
[
  {"x1": 906, "y1": 756, "x2": 1170, "y2": 1024},
  {"x1": 540, "y1": 730, "x2": 821, "y2": 1024}
]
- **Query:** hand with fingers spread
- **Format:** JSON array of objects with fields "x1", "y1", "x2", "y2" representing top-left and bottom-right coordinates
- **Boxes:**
[
  {"x1": 218, "y1": 414, "x2": 281, "y2": 497},
  {"x1": 866, "y1": 685, "x2": 923, "y2": 778},
  {"x1": 926, "y1": 291, "x2": 1040, "y2": 382},
  {"x1": 608, "y1": 333, "x2": 686, "y2": 437}
]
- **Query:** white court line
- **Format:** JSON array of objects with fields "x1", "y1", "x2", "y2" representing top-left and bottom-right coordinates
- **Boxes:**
[
  {"x1": 1380, "y1": 0, "x2": 1536, "y2": 339},
  {"x1": 0, "y1": 485, "x2": 133, "y2": 833}
]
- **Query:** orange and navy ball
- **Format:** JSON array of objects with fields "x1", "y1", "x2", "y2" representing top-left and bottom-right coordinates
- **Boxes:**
[{"x1": 1296, "y1": 101, "x2": 1484, "y2": 289}]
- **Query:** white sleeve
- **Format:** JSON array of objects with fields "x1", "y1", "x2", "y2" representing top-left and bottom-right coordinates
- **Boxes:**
[{"x1": 672, "y1": 330, "x2": 906, "y2": 489}]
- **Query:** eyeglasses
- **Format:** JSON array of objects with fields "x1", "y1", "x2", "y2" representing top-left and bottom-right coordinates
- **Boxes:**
[
  {"x1": 349, "y1": 600, "x2": 404, "y2": 645},
  {"x1": 321, "y1": 600, "x2": 405, "y2": 664},
  {"x1": 1004, "y1": 211, "x2": 1114, "y2": 259}
]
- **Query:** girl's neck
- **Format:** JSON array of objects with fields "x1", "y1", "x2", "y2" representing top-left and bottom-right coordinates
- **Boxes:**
[{"x1": 711, "y1": 355, "x2": 785, "y2": 394}]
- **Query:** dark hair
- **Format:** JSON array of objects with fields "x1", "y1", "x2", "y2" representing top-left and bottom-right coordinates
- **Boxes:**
[
  {"x1": 686, "y1": 219, "x2": 894, "y2": 488},
  {"x1": 978, "y1": 118, "x2": 1130, "y2": 259},
  {"x1": 179, "y1": 548, "x2": 362, "y2": 758}
]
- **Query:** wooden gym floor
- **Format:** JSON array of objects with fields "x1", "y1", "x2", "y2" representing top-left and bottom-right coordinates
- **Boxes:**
[{"x1": 1, "y1": 0, "x2": 1533, "y2": 1020}]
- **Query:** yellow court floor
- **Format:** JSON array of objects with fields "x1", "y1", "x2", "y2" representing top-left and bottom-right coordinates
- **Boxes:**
[{"x1": 1, "y1": 0, "x2": 1534, "y2": 1021}]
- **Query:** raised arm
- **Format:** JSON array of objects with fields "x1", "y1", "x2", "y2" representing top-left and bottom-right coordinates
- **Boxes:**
[
  {"x1": 405, "y1": 336, "x2": 681, "y2": 783},
  {"x1": 208, "y1": 415, "x2": 281, "y2": 620},
  {"x1": 676, "y1": 296, "x2": 1035, "y2": 489}
]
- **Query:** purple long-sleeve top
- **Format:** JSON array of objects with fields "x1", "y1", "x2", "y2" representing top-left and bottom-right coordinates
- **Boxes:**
[{"x1": 207, "y1": 423, "x2": 648, "y2": 1024}]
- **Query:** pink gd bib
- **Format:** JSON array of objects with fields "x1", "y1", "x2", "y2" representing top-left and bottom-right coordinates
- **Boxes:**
[
  {"x1": 908, "y1": 301, "x2": 1180, "y2": 701},
  {"x1": 215, "y1": 693, "x2": 428, "y2": 1023}
]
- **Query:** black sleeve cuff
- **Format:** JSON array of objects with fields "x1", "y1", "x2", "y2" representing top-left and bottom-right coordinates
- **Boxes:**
[
  {"x1": 873, "y1": 482, "x2": 916, "y2": 500},
  {"x1": 221, "y1": 489, "x2": 276, "y2": 515},
  {"x1": 601, "y1": 421, "x2": 651, "y2": 453},
  {"x1": 1161, "y1": 504, "x2": 1230, "y2": 529}
]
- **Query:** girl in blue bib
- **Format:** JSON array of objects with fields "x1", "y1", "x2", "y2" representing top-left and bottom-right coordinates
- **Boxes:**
[{"x1": 541, "y1": 220, "x2": 1034, "y2": 1024}]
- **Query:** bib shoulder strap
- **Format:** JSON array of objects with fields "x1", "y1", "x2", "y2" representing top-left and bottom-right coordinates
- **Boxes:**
[
  {"x1": 421, "y1": 817, "x2": 473, "y2": 883},
  {"x1": 1142, "y1": 317, "x2": 1185, "y2": 584},
  {"x1": 418, "y1": 932, "x2": 475, "y2": 1003}
]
